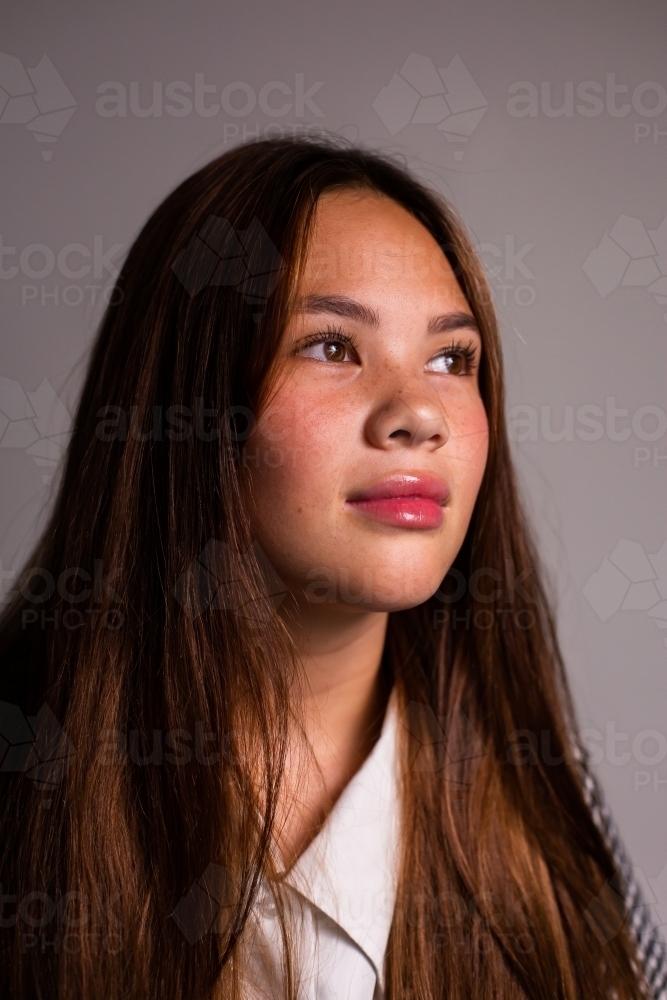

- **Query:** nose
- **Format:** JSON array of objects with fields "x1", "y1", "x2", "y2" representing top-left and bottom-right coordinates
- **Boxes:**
[{"x1": 364, "y1": 391, "x2": 450, "y2": 451}]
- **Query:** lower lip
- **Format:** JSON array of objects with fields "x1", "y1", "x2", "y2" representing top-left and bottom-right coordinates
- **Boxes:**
[{"x1": 346, "y1": 497, "x2": 444, "y2": 529}]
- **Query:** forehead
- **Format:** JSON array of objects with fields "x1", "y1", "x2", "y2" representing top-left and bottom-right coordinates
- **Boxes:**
[{"x1": 301, "y1": 188, "x2": 467, "y2": 305}]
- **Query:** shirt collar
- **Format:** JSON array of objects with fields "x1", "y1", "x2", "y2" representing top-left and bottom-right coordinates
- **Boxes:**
[{"x1": 281, "y1": 690, "x2": 400, "y2": 985}]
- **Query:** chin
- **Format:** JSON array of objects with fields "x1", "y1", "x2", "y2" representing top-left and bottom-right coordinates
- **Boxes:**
[
  {"x1": 301, "y1": 552, "x2": 446, "y2": 613},
  {"x1": 367, "y1": 544, "x2": 451, "y2": 602},
  {"x1": 348, "y1": 591, "x2": 440, "y2": 614}
]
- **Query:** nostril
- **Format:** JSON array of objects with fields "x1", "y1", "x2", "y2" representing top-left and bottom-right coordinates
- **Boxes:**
[{"x1": 365, "y1": 396, "x2": 449, "y2": 450}]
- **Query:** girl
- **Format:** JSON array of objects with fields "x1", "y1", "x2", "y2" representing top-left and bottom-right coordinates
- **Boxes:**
[{"x1": 0, "y1": 137, "x2": 664, "y2": 999}]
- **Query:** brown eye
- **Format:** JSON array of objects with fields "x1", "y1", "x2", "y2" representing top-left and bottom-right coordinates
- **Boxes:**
[
  {"x1": 426, "y1": 351, "x2": 465, "y2": 375},
  {"x1": 297, "y1": 335, "x2": 357, "y2": 363},
  {"x1": 444, "y1": 353, "x2": 464, "y2": 375},
  {"x1": 425, "y1": 343, "x2": 476, "y2": 375},
  {"x1": 323, "y1": 341, "x2": 347, "y2": 362}
]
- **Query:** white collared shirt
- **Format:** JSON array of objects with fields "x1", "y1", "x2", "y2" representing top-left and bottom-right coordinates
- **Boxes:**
[{"x1": 241, "y1": 693, "x2": 400, "y2": 1000}]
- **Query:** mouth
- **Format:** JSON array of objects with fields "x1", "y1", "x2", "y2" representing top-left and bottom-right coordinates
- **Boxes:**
[{"x1": 345, "y1": 474, "x2": 450, "y2": 530}]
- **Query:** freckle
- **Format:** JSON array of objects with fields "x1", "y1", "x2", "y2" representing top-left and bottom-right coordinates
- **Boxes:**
[{"x1": 297, "y1": 507, "x2": 303, "y2": 513}]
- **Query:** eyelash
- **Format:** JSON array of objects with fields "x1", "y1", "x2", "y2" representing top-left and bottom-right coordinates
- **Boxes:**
[
  {"x1": 294, "y1": 327, "x2": 478, "y2": 374},
  {"x1": 295, "y1": 325, "x2": 360, "y2": 357},
  {"x1": 432, "y1": 338, "x2": 478, "y2": 375}
]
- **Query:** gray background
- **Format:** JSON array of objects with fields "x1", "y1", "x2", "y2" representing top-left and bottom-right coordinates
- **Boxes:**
[{"x1": 1, "y1": 0, "x2": 665, "y2": 901}]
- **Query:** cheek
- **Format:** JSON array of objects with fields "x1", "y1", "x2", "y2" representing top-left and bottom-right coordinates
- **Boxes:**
[
  {"x1": 446, "y1": 397, "x2": 489, "y2": 499},
  {"x1": 246, "y1": 383, "x2": 356, "y2": 516}
]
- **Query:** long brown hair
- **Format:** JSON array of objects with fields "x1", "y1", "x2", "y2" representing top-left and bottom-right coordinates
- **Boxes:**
[{"x1": 0, "y1": 137, "x2": 647, "y2": 998}]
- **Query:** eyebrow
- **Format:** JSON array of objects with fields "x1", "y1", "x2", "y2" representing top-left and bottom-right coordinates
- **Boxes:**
[
  {"x1": 427, "y1": 311, "x2": 480, "y2": 335},
  {"x1": 297, "y1": 294, "x2": 380, "y2": 327},
  {"x1": 296, "y1": 294, "x2": 479, "y2": 336}
]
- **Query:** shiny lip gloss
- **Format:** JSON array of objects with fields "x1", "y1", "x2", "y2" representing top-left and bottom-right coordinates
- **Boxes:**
[{"x1": 345, "y1": 474, "x2": 450, "y2": 530}]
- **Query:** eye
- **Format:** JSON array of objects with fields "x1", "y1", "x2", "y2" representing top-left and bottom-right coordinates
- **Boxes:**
[
  {"x1": 425, "y1": 340, "x2": 477, "y2": 376},
  {"x1": 294, "y1": 328, "x2": 359, "y2": 364}
]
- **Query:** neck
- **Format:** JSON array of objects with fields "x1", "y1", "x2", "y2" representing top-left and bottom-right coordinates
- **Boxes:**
[{"x1": 275, "y1": 599, "x2": 391, "y2": 867}]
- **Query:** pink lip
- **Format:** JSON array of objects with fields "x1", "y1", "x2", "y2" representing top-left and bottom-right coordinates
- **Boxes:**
[{"x1": 345, "y1": 474, "x2": 449, "y2": 530}]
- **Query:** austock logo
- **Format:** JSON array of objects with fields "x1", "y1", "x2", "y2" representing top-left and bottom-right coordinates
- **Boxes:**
[
  {"x1": 0, "y1": 701, "x2": 75, "y2": 801},
  {"x1": 583, "y1": 538, "x2": 667, "y2": 647},
  {"x1": 401, "y1": 701, "x2": 487, "y2": 783},
  {"x1": 94, "y1": 73, "x2": 324, "y2": 121},
  {"x1": 583, "y1": 862, "x2": 667, "y2": 945},
  {"x1": 173, "y1": 539, "x2": 288, "y2": 626},
  {"x1": 373, "y1": 53, "x2": 488, "y2": 160},
  {"x1": 171, "y1": 215, "x2": 284, "y2": 311},
  {"x1": 0, "y1": 374, "x2": 72, "y2": 484},
  {"x1": 507, "y1": 75, "x2": 667, "y2": 123},
  {"x1": 0, "y1": 53, "x2": 76, "y2": 160},
  {"x1": 583, "y1": 213, "x2": 667, "y2": 321},
  {"x1": 171, "y1": 863, "x2": 234, "y2": 944}
]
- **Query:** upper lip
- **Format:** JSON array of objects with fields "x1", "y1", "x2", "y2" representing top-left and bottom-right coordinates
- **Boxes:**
[{"x1": 346, "y1": 474, "x2": 450, "y2": 505}]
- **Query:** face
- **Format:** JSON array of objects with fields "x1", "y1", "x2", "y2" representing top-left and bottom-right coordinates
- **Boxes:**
[{"x1": 242, "y1": 189, "x2": 489, "y2": 613}]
